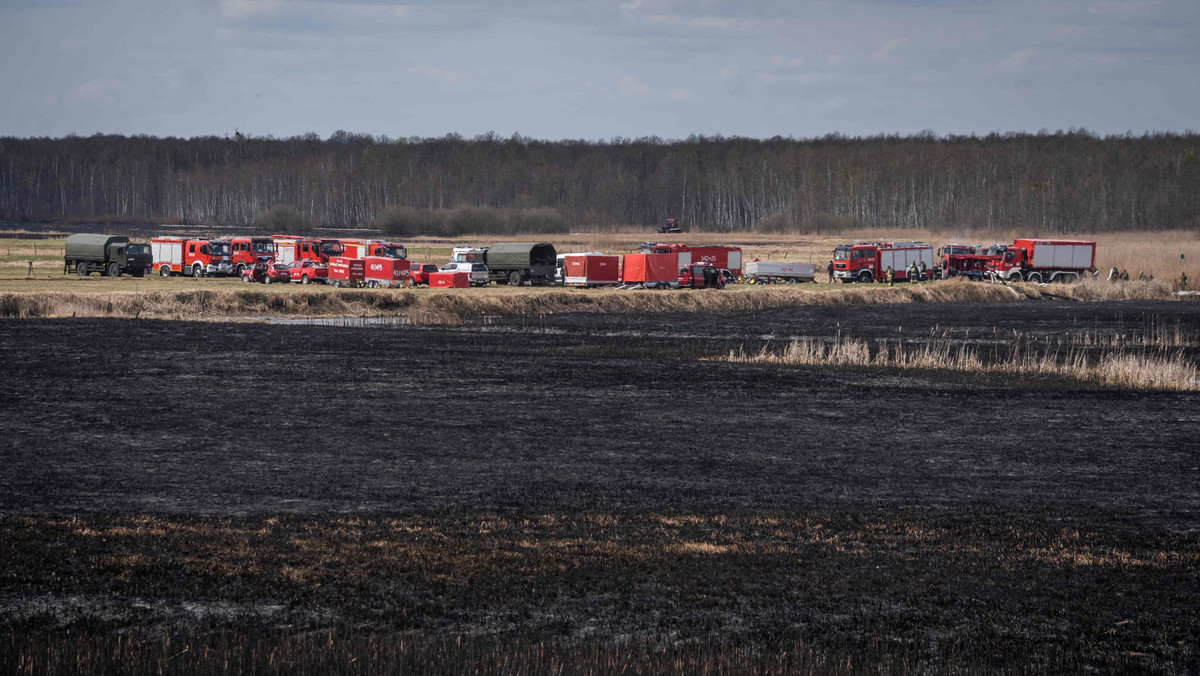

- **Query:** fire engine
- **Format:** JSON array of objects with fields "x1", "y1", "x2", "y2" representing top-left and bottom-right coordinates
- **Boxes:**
[
  {"x1": 151, "y1": 237, "x2": 234, "y2": 277},
  {"x1": 832, "y1": 241, "x2": 934, "y2": 283},
  {"x1": 339, "y1": 239, "x2": 407, "y2": 260},
  {"x1": 984, "y1": 239, "x2": 1097, "y2": 283},
  {"x1": 937, "y1": 243, "x2": 996, "y2": 280},
  {"x1": 638, "y1": 242, "x2": 743, "y2": 277},
  {"x1": 225, "y1": 237, "x2": 276, "y2": 276},
  {"x1": 271, "y1": 236, "x2": 345, "y2": 265}
]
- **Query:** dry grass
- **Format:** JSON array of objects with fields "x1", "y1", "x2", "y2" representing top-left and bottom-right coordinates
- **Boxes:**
[
  {"x1": 720, "y1": 331, "x2": 1199, "y2": 391},
  {"x1": 0, "y1": 277, "x2": 1185, "y2": 325}
]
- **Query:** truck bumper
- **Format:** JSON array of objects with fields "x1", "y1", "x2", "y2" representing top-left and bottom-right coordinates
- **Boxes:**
[
  {"x1": 834, "y1": 270, "x2": 854, "y2": 279},
  {"x1": 207, "y1": 263, "x2": 233, "y2": 275}
]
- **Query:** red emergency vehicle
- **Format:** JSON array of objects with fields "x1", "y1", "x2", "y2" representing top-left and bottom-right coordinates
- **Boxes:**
[
  {"x1": 151, "y1": 237, "x2": 234, "y2": 277},
  {"x1": 937, "y1": 243, "x2": 997, "y2": 279},
  {"x1": 832, "y1": 241, "x2": 934, "y2": 283},
  {"x1": 271, "y1": 236, "x2": 345, "y2": 265},
  {"x1": 363, "y1": 256, "x2": 411, "y2": 288},
  {"x1": 678, "y1": 263, "x2": 725, "y2": 289},
  {"x1": 226, "y1": 237, "x2": 276, "y2": 276},
  {"x1": 327, "y1": 256, "x2": 366, "y2": 287},
  {"x1": 985, "y1": 239, "x2": 1097, "y2": 283},
  {"x1": 339, "y1": 239, "x2": 407, "y2": 260},
  {"x1": 639, "y1": 242, "x2": 744, "y2": 277}
]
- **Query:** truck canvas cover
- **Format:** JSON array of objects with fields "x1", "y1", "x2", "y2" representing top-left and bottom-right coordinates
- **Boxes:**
[
  {"x1": 622, "y1": 253, "x2": 676, "y2": 283},
  {"x1": 485, "y1": 242, "x2": 556, "y2": 268},
  {"x1": 65, "y1": 234, "x2": 129, "y2": 259}
]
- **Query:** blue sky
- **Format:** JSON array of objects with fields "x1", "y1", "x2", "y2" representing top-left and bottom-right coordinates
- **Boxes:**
[{"x1": 1, "y1": 0, "x2": 1196, "y2": 139}]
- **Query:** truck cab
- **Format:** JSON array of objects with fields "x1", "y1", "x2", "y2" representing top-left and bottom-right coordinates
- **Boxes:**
[
  {"x1": 832, "y1": 244, "x2": 877, "y2": 283},
  {"x1": 228, "y1": 237, "x2": 276, "y2": 275}
]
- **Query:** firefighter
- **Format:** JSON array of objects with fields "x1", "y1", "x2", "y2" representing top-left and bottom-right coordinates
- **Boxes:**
[
  {"x1": 826, "y1": 260, "x2": 834, "y2": 283},
  {"x1": 886, "y1": 266, "x2": 894, "y2": 286},
  {"x1": 26, "y1": 261, "x2": 33, "y2": 279},
  {"x1": 1108, "y1": 266, "x2": 1119, "y2": 283},
  {"x1": 1120, "y1": 269, "x2": 1130, "y2": 281},
  {"x1": 1182, "y1": 271, "x2": 1189, "y2": 290},
  {"x1": 1138, "y1": 271, "x2": 1147, "y2": 281},
  {"x1": 909, "y1": 262, "x2": 919, "y2": 283},
  {"x1": 919, "y1": 261, "x2": 928, "y2": 280}
]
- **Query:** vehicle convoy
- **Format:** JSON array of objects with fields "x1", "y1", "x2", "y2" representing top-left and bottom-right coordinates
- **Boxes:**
[
  {"x1": 478, "y1": 242, "x2": 557, "y2": 285},
  {"x1": 151, "y1": 236, "x2": 233, "y2": 277},
  {"x1": 440, "y1": 262, "x2": 490, "y2": 286},
  {"x1": 63, "y1": 234, "x2": 153, "y2": 278},
  {"x1": 743, "y1": 261, "x2": 816, "y2": 283},
  {"x1": 833, "y1": 241, "x2": 934, "y2": 283},
  {"x1": 639, "y1": 242, "x2": 744, "y2": 277},
  {"x1": 984, "y1": 239, "x2": 1097, "y2": 283},
  {"x1": 227, "y1": 237, "x2": 276, "y2": 276}
]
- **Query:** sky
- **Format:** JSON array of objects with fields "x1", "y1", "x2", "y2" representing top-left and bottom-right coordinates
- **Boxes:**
[{"x1": 0, "y1": 0, "x2": 1197, "y2": 140}]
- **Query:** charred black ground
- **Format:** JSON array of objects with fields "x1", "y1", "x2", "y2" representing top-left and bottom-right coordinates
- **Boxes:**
[{"x1": 2, "y1": 300, "x2": 1199, "y2": 673}]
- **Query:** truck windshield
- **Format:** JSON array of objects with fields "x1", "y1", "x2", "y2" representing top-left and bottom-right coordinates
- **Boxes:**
[
  {"x1": 253, "y1": 241, "x2": 274, "y2": 254},
  {"x1": 320, "y1": 242, "x2": 344, "y2": 256},
  {"x1": 210, "y1": 243, "x2": 231, "y2": 256},
  {"x1": 125, "y1": 244, "x2": 148, "y2": 255},
  {"x1": 833, "y1": 249, "x2": 850, "y2": 261},
  {"x1": 379, "y1": 246, "x2": 405, "y2": 258}
]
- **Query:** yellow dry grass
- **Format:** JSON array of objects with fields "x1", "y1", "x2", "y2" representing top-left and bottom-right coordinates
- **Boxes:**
[{"x1": 720, "y1": 333, "x2": 1199, "y2": 391}]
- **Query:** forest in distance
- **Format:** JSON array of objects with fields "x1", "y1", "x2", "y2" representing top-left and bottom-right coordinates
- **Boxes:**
[{"x1": 1, "y1": 130, "x2": 1198, "y2": 235}]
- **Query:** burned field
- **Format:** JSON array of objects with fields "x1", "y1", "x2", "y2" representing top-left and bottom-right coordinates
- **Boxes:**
[{"x1": 2, "y1": 300, "x2": 1200, "y2": 673}]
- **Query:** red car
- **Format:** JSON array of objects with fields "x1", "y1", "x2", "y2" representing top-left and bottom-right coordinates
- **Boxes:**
[
  {"x1": 255, "y1": 262, "x2": 292, "y2": 284},
  {"x1": 288, "y1": 260, "x2": 328, "y2": 285},
  {"x1": 678, "y1": 263, "x2": 725, "y2": 289},
  {"x1": 409, "y1": 263, "x2": 439, "y2": 285}
]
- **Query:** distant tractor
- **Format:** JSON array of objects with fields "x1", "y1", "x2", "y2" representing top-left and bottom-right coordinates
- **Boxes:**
[
  {"x1": 657, "y1": 218, "x2": 683, "y2": 234},
  {"x1": 64, "y1": 234, "x2": 153, "y2": 278}
]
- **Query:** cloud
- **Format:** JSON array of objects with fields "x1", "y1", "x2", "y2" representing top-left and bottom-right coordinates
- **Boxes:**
[
  {"x1": 719, "y1": 65, "x2": 737, "y2": 76},
  {"x1": 826, "y1": 54, "x2": 845, "y2": 66},
  {"x1": 618, "y1": 75, "x2": 652, "y2": 96},
  {"x1": 771, "y1": 54, "x2": 804, "y2": 68},
  {"x1": 667, "y1": 88, "x2": 690, "y2": 100},
  {"x1": 993, "y1": 48, "x2": 1037, "y2": 73},
  {"x1": 759, "y1": 74, "x2": 776, "y2": 84},
  {"x1": 875, "y1": 38, "x2": 904, "y2": 61},
  {"x1": 220, "y1": 0, "x2": 283, "y2": 19},
  {"x1": 407, "y1": 65, "x2": 466, "y2": 86},
  {"x1": 74, "y1": 79, "x2": 119, "y2": 102},
  {"x1": 686, "y1": 16, "x2": 751, "y2": 31},
  {"x1": 1054, "y1": 25, "x2": 1085, "y2": 38}
]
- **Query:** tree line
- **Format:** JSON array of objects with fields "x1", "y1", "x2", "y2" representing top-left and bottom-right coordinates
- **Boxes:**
[{"x1": 0, "y1": 130, "x2": 1196, "y2": 233}]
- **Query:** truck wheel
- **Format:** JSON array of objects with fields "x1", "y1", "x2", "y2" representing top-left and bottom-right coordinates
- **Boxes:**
[
  {"x1": 1026, "y1": 271, "x2": 1043, "y2": 283},
  {"x1": 236, "y1": 264, "x2": 246, "y2": 276},
  {"x1": 107, "y1": 262, "x2": 121, "y2": 278},
  {"x1": 159, "y1": 265, "x2": 170, "y2": 277},
  {"x1": 331, "y1": 280, "x2": 341, "y2": 288},
  {"x1": 508, "y1": 271, "x2": 522, "y2": 286},
  {"x1": 858, "y1": 271, "x2": 873, "y2": 284},
  {"x1": 76, "y1": 261, "x2": 89, "y2": 277},
  {"x1": 301, "y1": 275, "x2": 310, "y2": 285},
  {"x1": 192, "y1": 265, "x2": 204, "y2": 278}
]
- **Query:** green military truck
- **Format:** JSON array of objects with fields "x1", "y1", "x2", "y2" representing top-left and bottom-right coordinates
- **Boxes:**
[
  {"x1": 483, "y1": 242, "x2": 557, "y2": 285},
  {"x1": 63, "y1": 234, "x2": 153, "y2": 277}
]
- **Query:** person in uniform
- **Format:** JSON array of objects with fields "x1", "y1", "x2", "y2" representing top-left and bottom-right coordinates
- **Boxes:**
[
  {"x1": 827, "y1": 260, "x2": 834, "y2": 283},
  {"x1": 886, "y1": 266, "x2": 894, "y2": 287}
]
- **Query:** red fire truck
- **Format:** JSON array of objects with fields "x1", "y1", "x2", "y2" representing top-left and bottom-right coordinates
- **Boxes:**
[
  {"x1": 339, "y1": 239, "x2": 407, "y2": 260},
  {"x1": 937, "y1": 243, "x2": 997, "y2": 280},
  {"x1": 832, "y1": 241, "x2": 934, "y2": 283},
  {"x1": 226, "y1": 237, "x2": 276, "y2": 276},
  {"x1": 985, "y1": 239, "x2": 1097, "y2": 283},
  {"x1": 638, "y1": 242, "x2": 744, "y2": 277},
  {"x1": 151, "y1": 237, "x2": 234, "y2": 277},
  {"x1": 271, "y1": 236, "x2": 345, "y2": 265}
]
